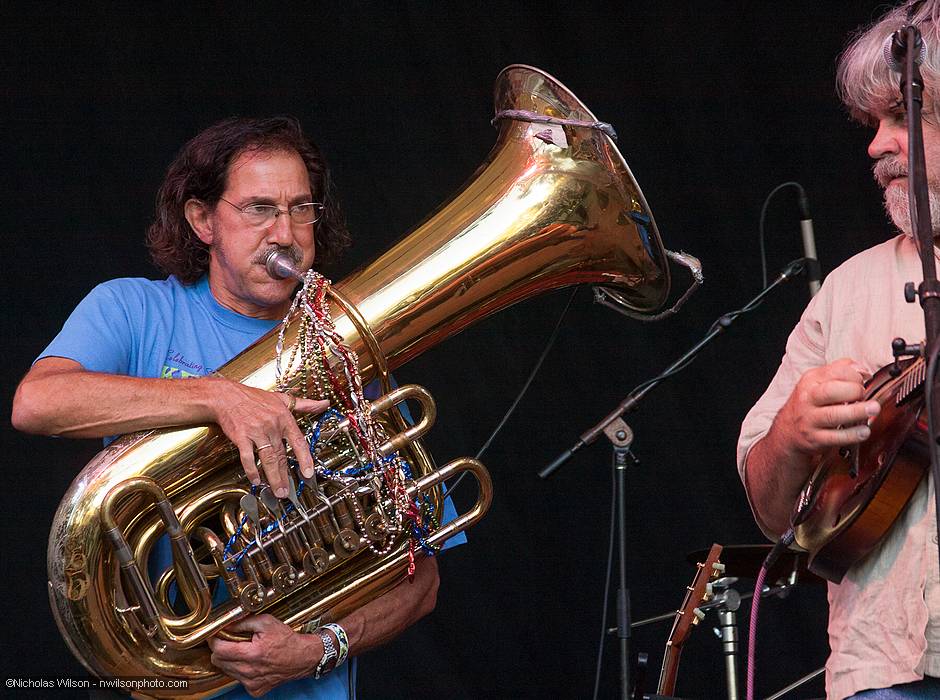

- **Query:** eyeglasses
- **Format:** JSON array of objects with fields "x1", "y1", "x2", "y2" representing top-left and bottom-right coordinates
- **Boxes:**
[{"x1": 219, "y1": 197, "x2": 324, "y2": 227}]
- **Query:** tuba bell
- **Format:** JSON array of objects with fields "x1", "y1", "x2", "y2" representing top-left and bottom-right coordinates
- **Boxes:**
[{"x1": 47, "y1": 64, "x2": 670, "y2": 697}]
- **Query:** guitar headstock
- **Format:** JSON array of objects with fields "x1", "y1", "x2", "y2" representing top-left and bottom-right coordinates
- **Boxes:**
[
  {"x1": 656, "y1": 543, "x2": 724, "y2": 696},
  {"x1": 673, "y1": 543, "x2": 724, "y2": 647}
]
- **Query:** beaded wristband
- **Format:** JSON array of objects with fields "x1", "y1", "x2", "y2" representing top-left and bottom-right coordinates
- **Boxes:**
[{"x1": 322, "y1": 623, "x2": 349, "y2": 667}]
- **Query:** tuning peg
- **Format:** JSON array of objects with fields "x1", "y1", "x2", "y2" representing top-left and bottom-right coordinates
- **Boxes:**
[{"x1": 692, "y1": 608, "x2": 706, "y2": 625}]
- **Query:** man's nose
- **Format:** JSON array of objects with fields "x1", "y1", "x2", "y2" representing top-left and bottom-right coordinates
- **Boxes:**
[
  {"x1": 868, "y1": 118, "x2": 905, "y2": 160},
  {"x1": 266, "y1": 210, "x2": 294, "y2": 244}
]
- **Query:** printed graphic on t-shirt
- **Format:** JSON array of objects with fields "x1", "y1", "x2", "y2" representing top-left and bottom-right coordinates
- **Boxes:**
[{"x1": 162, "y1": 350, "x2": 212, "y2": 379}]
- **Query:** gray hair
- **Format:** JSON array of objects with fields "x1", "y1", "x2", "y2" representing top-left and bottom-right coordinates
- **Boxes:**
[{"x1": 838, "y1": 1, "x2": 940, "y2": 125}]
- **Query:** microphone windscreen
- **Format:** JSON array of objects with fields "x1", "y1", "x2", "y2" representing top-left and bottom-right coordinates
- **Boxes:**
[{"x1": 883, "y1": 29, "x2": 927, "y2": 72}]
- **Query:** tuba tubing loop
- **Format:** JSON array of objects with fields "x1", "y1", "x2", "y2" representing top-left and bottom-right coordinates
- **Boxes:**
[
  {"x1": 101, "y1": 477, "x2": 212, "y2": 633},
  {"x1": 112, "y1": 454, "x2": 493, "y2": 650}
]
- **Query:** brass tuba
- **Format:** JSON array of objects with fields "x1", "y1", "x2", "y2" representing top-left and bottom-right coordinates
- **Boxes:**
[{"x1": 47, "y1": 65, "x2": 670, "y2": 697}]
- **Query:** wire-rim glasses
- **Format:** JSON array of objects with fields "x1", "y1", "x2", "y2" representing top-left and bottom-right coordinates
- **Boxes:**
[{"x1": 219, "y1": 197, "x2": 324, "y2": 227}]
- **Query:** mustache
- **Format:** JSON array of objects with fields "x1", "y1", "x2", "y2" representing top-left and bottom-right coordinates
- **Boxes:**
[
  {"x1": 872, "y1": 158, "x2": 907, "y2": 188},
  {"x1": 253, "y1": 245, "x2": 303, "y2": 266}
]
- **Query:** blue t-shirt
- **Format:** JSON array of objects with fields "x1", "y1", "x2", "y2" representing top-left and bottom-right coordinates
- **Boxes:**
[
  {"x1": 40, "y1": 275, "x2": 463, "y2": 699},
  {"x1": 40, "y1": 276, "x2": 279, "y2": 380}
]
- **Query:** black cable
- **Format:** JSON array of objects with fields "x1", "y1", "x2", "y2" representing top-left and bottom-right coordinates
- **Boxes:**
[
  {"x1": 759, "y1": 181, "x2": 807, "y2": 289},
  {"x1": 475, "y1": 287, "x2": 579, "y2": 461},
  {"x1": 445, "y1": 287, "x2": 579, "y2": 498},
  {"x1": 926, "y1": 344, "x2": 940, "y2": 469},
  {"x1": 923, "y1": 339, "x2": 940, "y2": 581}
]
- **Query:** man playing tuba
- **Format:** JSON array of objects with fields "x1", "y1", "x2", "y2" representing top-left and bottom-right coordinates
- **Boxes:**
[{"x1": 12, "y1": 116, "x2": 462, "y2": 699}]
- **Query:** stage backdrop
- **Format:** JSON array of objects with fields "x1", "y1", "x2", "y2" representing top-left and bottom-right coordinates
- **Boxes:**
[{"x1": 2, "y1": 2, "x2": 898, "y2": 697}]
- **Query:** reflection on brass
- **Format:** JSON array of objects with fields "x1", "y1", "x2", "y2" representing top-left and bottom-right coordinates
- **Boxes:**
[
  {"x1": 64, "y1": 572, "x2": 88, "y2": 602},
  {"x1": 333, "y1": 530, "x2": 360, "y2": 559},
  {"x1": 365, "y1": 512, "x2": 388, "y2": 540},
  {"x1": 47, "y1": 65, "x2": 669, "y2": 696},
  {"x1": 303, "y1": 548, "x2": 330, "y2": 576},
  {"x1": 63, "y1": 548, "x2": 88, "y2": 602}
]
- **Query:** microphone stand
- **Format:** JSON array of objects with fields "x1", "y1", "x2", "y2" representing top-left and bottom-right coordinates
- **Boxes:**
[
  {"x1": 890, "y1": 23, "x2": 940, "y2": 580},
  {"x1": 539, "y1": 258, "x2": 807, "y2": 699}
]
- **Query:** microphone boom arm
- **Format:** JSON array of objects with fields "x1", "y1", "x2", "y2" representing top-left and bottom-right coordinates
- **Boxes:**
[{"x1": 540, "y1": 257, "x2": 807, "y2": 478}]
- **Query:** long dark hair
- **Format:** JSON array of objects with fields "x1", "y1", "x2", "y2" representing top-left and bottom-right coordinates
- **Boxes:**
[{"x1": 147, "y1": 116, "x2": 350, "y2": 283}]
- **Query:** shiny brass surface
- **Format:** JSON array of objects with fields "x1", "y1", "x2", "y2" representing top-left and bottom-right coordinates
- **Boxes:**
[{"x1": 47, "y1": 64, "x2": 669, "y2": 698}]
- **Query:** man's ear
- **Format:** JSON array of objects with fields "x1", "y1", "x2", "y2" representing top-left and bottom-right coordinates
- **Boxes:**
[{"x1": 184, "y1": 199, "x2": 214, "y2": 245}]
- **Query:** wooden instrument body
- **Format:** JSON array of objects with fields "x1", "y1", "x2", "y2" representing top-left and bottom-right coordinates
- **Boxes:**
[{"x1": 791, "y1": 359, "x2": 930, "y2": 583}]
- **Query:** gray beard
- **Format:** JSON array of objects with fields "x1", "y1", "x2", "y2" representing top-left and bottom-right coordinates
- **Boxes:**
[{"x1": 882, "y1": 181, "x2": 940, "y2": 237}]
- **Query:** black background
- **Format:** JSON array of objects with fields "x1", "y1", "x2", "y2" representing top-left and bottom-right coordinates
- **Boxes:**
[{"x1": 1, "y1": 2, "x2": 903, "y2": 698}]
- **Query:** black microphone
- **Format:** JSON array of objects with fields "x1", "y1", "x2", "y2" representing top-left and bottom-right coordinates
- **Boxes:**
[
  {"x1": 883, "y1": 27, "x2": 927, "y2": 73},
  {"x1": 797, "y1": 191, "x2": 821, "y2": 297}
]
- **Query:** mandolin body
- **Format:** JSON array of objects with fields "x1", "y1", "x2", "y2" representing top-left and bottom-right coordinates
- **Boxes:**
[{"x1": 791, "y1": 359, "x2": 930, "y2": 583}]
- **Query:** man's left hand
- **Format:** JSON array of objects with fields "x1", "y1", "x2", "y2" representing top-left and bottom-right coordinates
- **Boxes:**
[{"x1": 208, "y1": 614, "x2": 322, "y2": 698}]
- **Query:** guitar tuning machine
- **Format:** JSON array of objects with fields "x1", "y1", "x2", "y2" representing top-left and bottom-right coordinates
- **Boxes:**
[{"x1": 889, "y1": 337, "x2": 924, "y2": 377}]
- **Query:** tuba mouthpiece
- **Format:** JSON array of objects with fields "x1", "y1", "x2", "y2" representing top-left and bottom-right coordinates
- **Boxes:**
[{"x1": 265, "y1": 250, "x2": 305, "y2": 282}]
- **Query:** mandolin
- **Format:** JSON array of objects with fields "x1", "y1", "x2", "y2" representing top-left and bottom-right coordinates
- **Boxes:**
[
  {"x1": 656, "y1": 543, "x2": 724, "y2": 696},
  {"x1": 791, "y1": 356, "x2": 930, "y2": 583}
]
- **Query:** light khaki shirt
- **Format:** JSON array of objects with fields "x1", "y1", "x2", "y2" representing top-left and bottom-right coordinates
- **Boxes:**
[{"x1": 737, "y1": 234, "x2": 940, "y2": 699}]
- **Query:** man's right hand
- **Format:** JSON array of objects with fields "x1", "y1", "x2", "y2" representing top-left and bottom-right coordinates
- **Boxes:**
[
  {"x1": 205, "y1": 378, "x2": 329, "y2": 498},
  {"x1": 772, "y1": 357, "x2": 880, "y2": 460},
  {"x1": 744, "y1": 357, "x2": 881, "y2": 536},
  {"x1": 12, "y1": 358, "x2": 329, "y2": 499}
]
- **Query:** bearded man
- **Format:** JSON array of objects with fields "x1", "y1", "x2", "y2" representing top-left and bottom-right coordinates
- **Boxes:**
[{"x1": 738, "y1": 3, "x2": 940, "y2": 698}]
